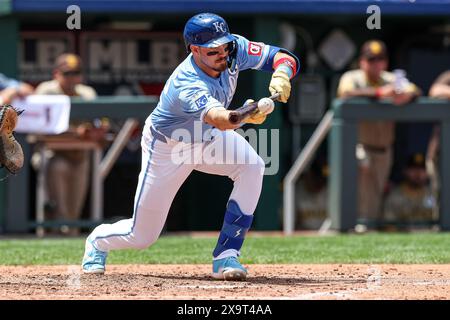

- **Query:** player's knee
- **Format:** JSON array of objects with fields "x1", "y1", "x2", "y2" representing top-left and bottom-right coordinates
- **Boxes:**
[
  {"x1": 133, "y1": 234, "x2": 158, "y2": 249},
  {"x1": 243, "y1": 155, "x2": 265, "y2": 179},
  {"x1": 133, "y1": 241, "x2": 150, "y2": 250}
]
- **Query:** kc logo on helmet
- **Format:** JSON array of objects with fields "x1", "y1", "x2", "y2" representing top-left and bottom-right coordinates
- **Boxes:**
[
  {"x1": 213, "y1": 22, "x2": 227, "y2": 33},
  {"x1": 248, "y1": 42, "x2": 263, "y2": 56}
]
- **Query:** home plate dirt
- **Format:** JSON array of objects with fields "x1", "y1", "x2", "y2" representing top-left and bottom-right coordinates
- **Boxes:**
[{"x1": 1, "y1": 264, "x2": 450, "y2": 300}]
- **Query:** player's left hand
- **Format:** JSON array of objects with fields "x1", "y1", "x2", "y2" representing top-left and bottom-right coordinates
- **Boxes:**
[
  {"x1": 245, "y1": 111, "x2": 267, "y2": 124},
  {"x1": 269, "y1": 69, "x2": 291, "y2": 103},
  {"x1": 242, "y1": 99, "x2": 267, "y2": 124}
]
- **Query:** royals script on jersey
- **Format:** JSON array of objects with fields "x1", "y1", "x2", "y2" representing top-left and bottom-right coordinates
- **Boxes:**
[{"x1": 149, "y1": 34, "x2": 273, "y2": 142}]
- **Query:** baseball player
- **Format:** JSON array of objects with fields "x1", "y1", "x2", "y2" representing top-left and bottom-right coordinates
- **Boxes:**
[{"x1": 82, "y1": 13, "x2": 299, "y2": 280}]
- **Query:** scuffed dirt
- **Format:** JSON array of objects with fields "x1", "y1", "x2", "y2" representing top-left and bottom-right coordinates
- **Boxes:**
[{"x1": 1, "y1": 264, "x2": 450, "y2": 300}]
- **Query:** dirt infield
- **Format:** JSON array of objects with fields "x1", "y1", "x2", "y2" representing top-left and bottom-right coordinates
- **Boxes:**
[{"x1": 1, "y1": 264, "x2": 449, "y2": 300}]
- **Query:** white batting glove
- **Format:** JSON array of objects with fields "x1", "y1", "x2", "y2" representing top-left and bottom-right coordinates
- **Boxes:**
[{"x1": 269, "y1": 69, "x2": 291, "y2": 103}]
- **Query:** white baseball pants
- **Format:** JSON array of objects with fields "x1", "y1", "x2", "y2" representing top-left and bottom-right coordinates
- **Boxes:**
[{"x1": 89, "y1": 122, "x2": 265, "y2": 256}]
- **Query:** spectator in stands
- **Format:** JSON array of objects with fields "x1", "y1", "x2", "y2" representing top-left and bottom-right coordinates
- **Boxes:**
[
  {"x1": 383, "y1": 153, "x2": 436, "y2": 229},
  {"x1": 426, "y1": 70, "x2": 450, "y2": 214},
  {"x1": 429, "y1": 70, "x2": 450, "y2": 99},
  {"x1": 337, "y1": 40, "x2": 421, "y2": 231},
  {"x1": 295, "y1": 156, "x2": 328, "y2": 230},
  {"x1": 35, "y1": 53, "x2": 100, "y2": 236},
  {"x1": 0, "y1": 73, "x2": 34, "y2": 105}
]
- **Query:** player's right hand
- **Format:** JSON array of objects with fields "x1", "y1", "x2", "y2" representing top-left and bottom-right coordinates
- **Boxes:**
[
  {"x1": 376, "y1": 84, "x2": 396, "y2": 98},
  {"x1": 269, "y1": 69, "x2": 291, "y2": 103},
  {"x1": 242, "y1": 99, "x2": 267, "y2": 124},
  {"x1": 376, "y1": 84, "x2": 416, "y2": 106}
]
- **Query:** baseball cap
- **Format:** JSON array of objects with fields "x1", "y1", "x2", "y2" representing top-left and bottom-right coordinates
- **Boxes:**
[
  {"x1": 54, "y1": 53, "x2": 82, "y2": 73},
  {"x1": 406, "y1": 153, "x2": 425, "y2": 169},
  {"x1": 360, "y1": 40, "x2": 387, "y2": 60}
]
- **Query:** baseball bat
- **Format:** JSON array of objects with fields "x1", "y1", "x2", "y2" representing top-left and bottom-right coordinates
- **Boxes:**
[{"x1": 228, "y1": 93, "x2": 280, "y2": 124}]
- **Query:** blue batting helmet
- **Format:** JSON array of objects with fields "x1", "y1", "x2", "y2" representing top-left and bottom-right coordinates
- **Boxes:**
[{"x1": 183, "y1": 13, "x2": 236, "y2": 52}]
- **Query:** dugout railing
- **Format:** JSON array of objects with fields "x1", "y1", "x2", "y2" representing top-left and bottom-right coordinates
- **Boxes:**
[
  {"x1": 3, "y1": 97, "x2": 450, "y2": 234},
  {"x1": 283, "y1": 97, "x2": 450, "y2": 234}
]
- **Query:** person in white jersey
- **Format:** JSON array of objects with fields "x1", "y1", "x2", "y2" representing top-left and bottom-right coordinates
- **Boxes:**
[{"x1": 82, "y1": 12, "x2": 300, "y2": 281}]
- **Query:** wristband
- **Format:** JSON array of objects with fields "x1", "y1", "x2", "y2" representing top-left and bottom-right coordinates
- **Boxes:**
[
  {"x1": 273, "y1": 57, "x2": 297, "y2": 79},
  {"x1": 275, "y1": 64, "x2": 293, "y2": 79}
]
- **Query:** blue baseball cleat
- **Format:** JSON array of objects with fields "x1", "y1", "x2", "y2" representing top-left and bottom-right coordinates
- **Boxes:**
[
  {"x1": 82, "y1": 237, "x2": 108, "y2": 274},
  {"x1": 212, "y1": 256, "x2": 247, "y2": 281}
]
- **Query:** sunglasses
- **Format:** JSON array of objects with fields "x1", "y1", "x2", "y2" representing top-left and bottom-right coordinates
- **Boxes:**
[
  {"x1": 205, "y1": 45, "x2": 231, "y2": 56},
  {"x1": 62, "y1": 70, "x2": 81, "y2": 76},
  {"x1": 366, "y1": 56, "x2": 386, "y2": 63}
]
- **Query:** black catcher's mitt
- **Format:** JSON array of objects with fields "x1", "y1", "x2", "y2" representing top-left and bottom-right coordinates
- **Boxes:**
[{"x1": 0, "y1": 105, "x2": 24, "y2": 174}]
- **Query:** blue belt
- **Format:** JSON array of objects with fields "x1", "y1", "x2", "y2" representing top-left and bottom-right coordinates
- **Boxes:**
[{"x1": 150, "y1": 126, "x2": 168, "y2": 144}]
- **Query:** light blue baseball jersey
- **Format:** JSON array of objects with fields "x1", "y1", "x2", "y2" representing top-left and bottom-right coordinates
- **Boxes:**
[{"x1": 149, "y1": 34, "x2": 273, "y2": 142}]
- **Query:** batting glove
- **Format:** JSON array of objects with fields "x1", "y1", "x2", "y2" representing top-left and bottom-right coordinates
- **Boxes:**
[
  {"x1": 242, "y1": 99, "x2": 267, "y2": 125},
  {"x1": 269, "y1": 69, "x2": 291, "y2": 103}
]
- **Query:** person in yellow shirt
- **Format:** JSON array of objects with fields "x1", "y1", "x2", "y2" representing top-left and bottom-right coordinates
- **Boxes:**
[
  {"x1": 383, "y1": 153, "x2": 436, "y2": 229},
  {"x1": 337, "y1": 40, "x2": 421, "y2": 230},
  {"x1": 426, "y1": 70, "x2": 450, "y2": 216},
  {"x1": 35, "y1": 53, "x2": 101, "y2": 235},
  {"x1": 429, "y1": 70, "x2": 450, "y2": 99},
  {"x1": 35, "y1": 54, "x2": 96, "y2": 98}
]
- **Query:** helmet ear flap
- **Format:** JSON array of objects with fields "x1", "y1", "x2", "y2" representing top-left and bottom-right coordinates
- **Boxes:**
[
  {"x1": 227, "y1": 40, "x2": 237, "y2": 72},
  {"x1": 184, "y1": 40, "x2": 190, "y2": 53},
  {"x1": 227, "y1": 41, "x2": 236, "y2": 55}
]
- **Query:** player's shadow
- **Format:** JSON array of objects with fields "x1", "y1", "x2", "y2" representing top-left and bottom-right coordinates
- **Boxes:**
[{"x1": 148, "y1": 274, "x2": 366, "y2": 286}]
